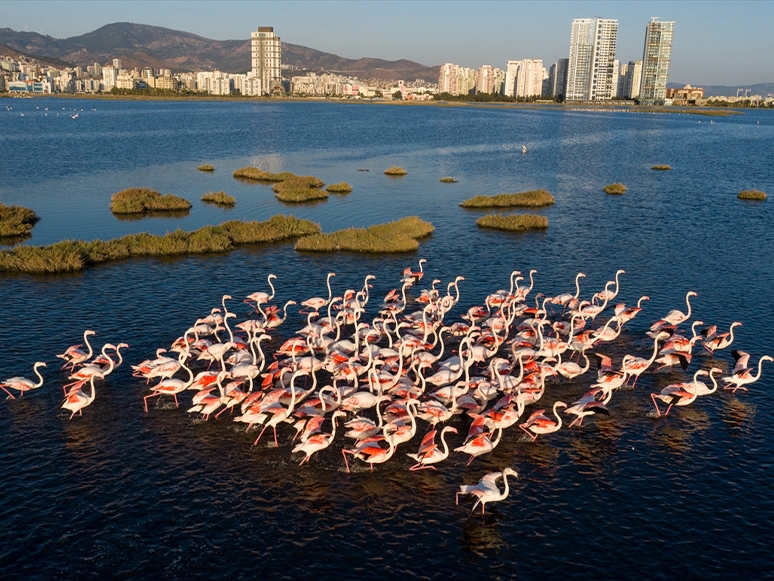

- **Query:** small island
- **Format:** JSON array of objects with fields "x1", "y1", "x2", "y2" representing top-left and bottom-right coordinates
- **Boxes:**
[
  {"x1": 0, "y1": 215, "x2": 320, "y2": 274},
  {"x1": 384, "y1": 166, "x2": 408, "y2": 176},
  {"x1": 232, "y1": 167, "x2": 296, "y2": 181},
  {"x1": 273, "y1": 176, "x2": 328, "y2": 203},
  {"x1": 604, "y1": 183, "x2": 627, "y2": 195},
  {"x1": 0, "y1": 203, "x2": 40, "y2": 238},
  {"x1": 296, "y1": 216, "x2": 434, "y2": 253},
  {"x1": 326, "y1": 182, "x2": 353, "y2": 194},
  {"x1": 652, "y1": 164, "x2": 673, "y2": 171},
  {"x1": 460, "y1": 189, "x2": 555, "y2": 208},
  {"x1": 201, "y1": 191, "x2": 236, "y2": 206},
  {"x1": 197, "y1": 164, "x2": 215, "y2": 172},
  {"x1": 440, "y1": 177, "x2": 458, "y2": 183},
  {"x1": 110, "y1": 188, "x2": 192, "y2": 214},
  {"x1": 477, "y1": 214, "x2": 548, "y2": 232},
  {"x1": 738, "y1": 189, "x2": 767, "y2": 201}
]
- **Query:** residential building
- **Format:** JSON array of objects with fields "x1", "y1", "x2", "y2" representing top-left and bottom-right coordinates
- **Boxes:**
[
  {"x1": 640, "y1": 18, "x2": 675, "y2": 104},
  {"x1": 624, "y1": 60, "x2": 643, "y2": 99},
  {"x1": 251, "y1": 26, "x2": 282, "y2": 94},
  {"x1": 475, "y1": 65, "x2": 498, "y2": 94},
  {"x1": 566, "y1": 17, "x2": 618, "y2": 100},
  {"x1": 665, "y1": 84, "x2": 704, "y2": 105},
  {"x1": 102, "y1": 66, "x2": 117, "y2": 91},
  {"x1": 611, "y1": 59, "x2": 620, "y2": 97},
  {"x1": 115, "y1": 73, "x2": 136, "y2": 90},
  {"x1": 503, "y1": 61, "x2": 520, "y2": 97},
  {"x1": 515, "y1": 59, "x2": 543, "y2": 98},
  {"x1": 550, "y1": 58, "x2": 569, "y2": 99},
  {"x1": 112, "y1": 58, "x2": 122, "y2": 70}
]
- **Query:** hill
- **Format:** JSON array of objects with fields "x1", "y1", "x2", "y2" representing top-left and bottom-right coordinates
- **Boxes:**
[
  {"x1": 0, "y1": 43, "x2": 72, "y2": 69},
  {"x1": 0, "y1": 23, "x2": 438, "y2": 81},
  {"x1": 668, "y1": 81, "x2": 774, "y2": 97}
]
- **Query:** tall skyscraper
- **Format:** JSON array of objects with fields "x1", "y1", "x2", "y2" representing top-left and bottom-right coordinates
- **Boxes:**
[
  {"x1": 251, "y1": 26, "x2": 282, "y2": 95},
  {"x1": 515, "y1": 59, "x2": 544, "y2": 98},
  {"x1": 566, "y1": 17, "x2": 618, "y2": 101},
  {"x1": 112, "y1": 58, "x2": 122, "y2": 70},
  {"x1": 625, "y1": 60, "x2": 643, "y2": 99},
  {"x1": 504, "y1": 61, "x2": 520, "y2": 97},
  {"x1": 550, "y1": 58, "x2": 569, "y2": 99},
  {"x1": 639, "y1": 18, "x2": 674, "y2": 104}
]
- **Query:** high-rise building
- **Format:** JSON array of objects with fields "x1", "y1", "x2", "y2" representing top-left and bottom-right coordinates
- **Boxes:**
[
  {"x1": 566, "y1": 17, "x2": 618, "y2": 101},
  {"x1": 475, "y1": 65, "x2": 496, "y2": 94},
  {"x1": 503, "y1": 61, "x2": 520, "y2": 97},
  {"x1": 550, "y1": 58, "x2": 569, "y2": 99},
  {"x1": 639, "y1": 18, "x2": 674, "y2": 104},
  {"x1": 611, "y1": 59, "x2": 620, "y2": 97},
  {"x1": 112, "y1": 58, "x2": 122, "y2": 70},
  {"x1": 102, "y1": 66, "x2": 117, "y2": 91},
  {"x1": 515, "y1": 59, "x2": 544, "y2": 98},
  {"x1": 624, "y1": 60, "x2": 643, "y2": 99},
  {"x1": 251, "y1": 26, "x2": 282, "y2": 95},
  {"x1": 439, "y1": 63, "x2": 458, "y2": 94}
]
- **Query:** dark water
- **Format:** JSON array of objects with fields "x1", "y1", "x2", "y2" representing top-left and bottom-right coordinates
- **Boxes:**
[{"x1": 1, "y1": 99, "x2": 773, "y2": 579}]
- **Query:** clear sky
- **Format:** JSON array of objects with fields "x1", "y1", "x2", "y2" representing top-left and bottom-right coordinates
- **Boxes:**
[{"x1": 2, "y1": 0, "x2": 772, "y2": 86}]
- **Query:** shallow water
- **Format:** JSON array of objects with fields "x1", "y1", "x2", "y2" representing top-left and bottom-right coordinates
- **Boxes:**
[{"x1": 1, "y1": 100, "x2": 773, "y2": 579}]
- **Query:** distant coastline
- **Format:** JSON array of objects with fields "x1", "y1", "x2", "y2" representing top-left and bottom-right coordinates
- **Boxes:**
[{"x1": 0, "y1": 92, "x2": 747, "y2": 116}]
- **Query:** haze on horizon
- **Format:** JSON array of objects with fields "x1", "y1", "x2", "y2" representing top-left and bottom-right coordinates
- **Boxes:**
[{"x1": 2, "y1": 0, "x2": 772, "y2": 86}]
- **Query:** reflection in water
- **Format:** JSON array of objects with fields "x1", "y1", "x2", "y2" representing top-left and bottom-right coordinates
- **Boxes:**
[
  {"x1": 112, "y1": 209, "x2": 191, "y2": 222},
  {"x1": 566, "y1": 419, "x2": 621, "y2": 479},
  {"x1": 460, "y1": 514, "x2": 508, "y2": 557},
  {"x1": 722, "y1": 398, "x2": 756, "y2": 436},
  {"x1": 655, "y1": 424, "x2": 692, "y2": 456}
]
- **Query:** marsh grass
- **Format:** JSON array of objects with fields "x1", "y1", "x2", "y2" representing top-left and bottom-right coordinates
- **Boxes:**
[
  {"x1": 198, "y1": 164, "x2": 215, "y2": 172},
  {"x1": 326, "y1": 182, "x2": 353, "y2": 193},
  {"x1": 652, "y1": 165, "x2": 673, "y2": 171},
  {"x1": 440, "y1": 177, "x2": 458, "y2": 183},
  {"x1": 0, "y1": 215, "x2": 320, "y2": 274},
  {"x1": 273, "y1": 176, "x2": 328, "y2": 203},
  {"x1": 232, "y1": 167, "x2": 296, "y2": 181},
  {"x1": 0, "y1": 203, "x2": 40, "y2": 237},
  {"x1": 201, "y1": 191, "x2": 236, "y2": 206},
  {"x1": 477, "y1": 214, "x2": 548, "y2": 231},
  {"x1": 384, "y1": 166, "x2": 408, "y2": 176},
  {"x1": 110, "y1": 188, "x2": 192, "y2": 214},
  {"x1": 604, "y1": 183, "x2": 627, "y2": 195},
  {"x1": 460, "y1": 189, "x2": 555, "y2": 208},
  {"x1": 295, "y1": 216, "x2": 434, "y2": 253},
  {"x1": 738, "y1": 190, "x2": 767, "y2": 201}
]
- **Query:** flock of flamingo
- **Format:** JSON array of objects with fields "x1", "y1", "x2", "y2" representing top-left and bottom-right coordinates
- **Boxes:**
[{"x1": 2, "y1": 261, "x2": 771, "y2": 514}]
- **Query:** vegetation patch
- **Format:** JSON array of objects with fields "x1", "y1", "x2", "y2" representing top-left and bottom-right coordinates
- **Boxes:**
[
  {"x1": 738, "y1": 189, "x2": 767, "y2": 201},
  {"x1": 603, "y1": 183, "x2": 627, "y2": 195},
  {"x1": 0, "y1": 203, "x2": 40, "y2": 238},
  {"x1": 477, "y1": 213, "x2": 548, "y2": 231},
  {"x1": 460, "y1": 189, "x2": 555, "y2": 208},
  {"x1": 295, "y1": 216, "x2": 434, "y2": 253},
  {"x1": 652, "y1": 165, "x2": 673, "y2": 171},
  {"x1": 326, "y1": 182, "x2": 353, "y2": 194},
  {"x1": 384, "y1": 166, "x2": 408, "y2": 176},
  {"x1": 232, "y1": 167, "x2": 297, "y2": 182},
  {"x1": 440, "y1": 177, "x2": 458, "y2": 183},
  {"x1": 197, "y1": 164, "x2": 215, "y2": 172},
  {"x1": 0, "y1": 215, "x2": 320, "y2": 274},
  {"x1": 357, "y1": 169, "x2": 370, "y2": 172},
  {"x1": 201, "y1": 191, "x2": 236, "y2": 206},
  {"x1": 273, "y1": 176, "x2": 327, "y2": 203},
  {"x1": 110, "y1": 188, "x2": 192, "y2": 214}
]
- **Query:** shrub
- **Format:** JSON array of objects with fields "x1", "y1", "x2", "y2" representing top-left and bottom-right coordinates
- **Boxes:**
[
  {"x1": 604, "y1": 183, "x2": 627, "y2": 195},
  {"x1": 198, "y1": 164, "x2": 215, "y2": 172},
  {"x1": 384, "y1": 166, "x2": 407, "y2": 176},
  {"x1": 296, "y1": 216, "x2": 434, "y2": 253},
  {"x1": 440, "y1": 177, "x2": 458, "y2": 183},
  {"x1": 460, "y1": 189, "x2": 555, "y2": 208},
  {"x1": 110, "y1": 188, "x2": 191, "y2": 214},
  {"x1": 476, "y1": 214, "x2": 548, "y2": 231},
  {"x1": 652, "y1": 165, "x2": 672, "y2": 171},
  {"x1": 0, "y1": 203, "x2": 40, "y2": 237},
  {"x1": 0, "y1": 216, "x2": 320, "y2": 274},
  {"x1": 201, "y1": 191, "x2": 236, "y2": 206},
  {"x1": 738, "y1": 189, "x2": 767, "y2": 201},
  {"x1": 326, "y1": 182, "x2": 353, "y2": 193}
]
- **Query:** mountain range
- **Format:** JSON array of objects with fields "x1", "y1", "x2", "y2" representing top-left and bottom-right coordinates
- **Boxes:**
[{"x1": 0, "y1": 22, "x2": 439, "y2": 81}]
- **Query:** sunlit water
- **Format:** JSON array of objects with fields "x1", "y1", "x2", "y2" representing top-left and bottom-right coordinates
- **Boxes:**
[{"x1": 1, "y1": 99, "x2": 773, "y2": 579}]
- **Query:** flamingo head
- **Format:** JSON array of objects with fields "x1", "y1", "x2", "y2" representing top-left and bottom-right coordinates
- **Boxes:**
[
  {"x1": 502, "y1": 468, "x2": 519, "y2": 478},
  {"x1": 85, "y1": 330, "x2": 96, "y2": 336}
]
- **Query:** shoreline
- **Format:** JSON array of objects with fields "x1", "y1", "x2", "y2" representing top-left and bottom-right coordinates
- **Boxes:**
[{"x1": 0, "y1": 92, "x2": 748, "y2": 115}]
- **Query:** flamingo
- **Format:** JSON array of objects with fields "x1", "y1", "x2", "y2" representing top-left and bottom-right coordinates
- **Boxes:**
[
  {"x1": 702, "y1": 322, "x2": 741, "y2": 357},
  {"x1": 456, "y1": 468, "x2": 518, "y2": 514},
  {"x1": 651, "y1": 290, "x2": 697, "y2": 330},
  {"x1": 293, "y1": 411, "x2": 346, "y2": 465},
  {"x1": 1, "y1": 362, "x2": 47, "y2": 400},
  {"x1": 651, "y1": 381, "x2": 698, "y2": 416},
  {"x1": 301, "y1": 272, "x2": 335, "y2": 312},
  {"x1": 622, "y1": 332, "x2": 668, "y2": 388},
  {"x1": 454, "y1": 425, "x2": 504, "y2": 465},
  {"x1": 252, "y1": 369, "x2": 304, "y2": 447},
  {"x1": 56, "y1": 330, "x2": 96, "y2": 369},
  {"x1": 722, "y1": 352, "x2": 773, "y2": 392},
  {"x1": 61, "y1": 375, "x2": 97, "y2": 419},
  {"x1": 407, "y1": 426, "x2": 458, "y2": 470},
  {"x1": 520, "y1": 401, "x2": 567, "y2": 442},
  {"x1": 143, "y1": 351, "x2": 195, "y2": 412},
  {"x1": 342, "y1": 437, "x2": 398, "y2": 473}
]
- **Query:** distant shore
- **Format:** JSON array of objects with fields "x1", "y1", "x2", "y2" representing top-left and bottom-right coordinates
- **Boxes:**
[{"x1": 0, "y1": 92, "x2": 747, "y2": 116}]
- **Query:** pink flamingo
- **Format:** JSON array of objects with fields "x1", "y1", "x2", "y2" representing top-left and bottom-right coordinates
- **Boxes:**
[{"x1": 1, "y1": 362, "x2": 46, "y2": 400}]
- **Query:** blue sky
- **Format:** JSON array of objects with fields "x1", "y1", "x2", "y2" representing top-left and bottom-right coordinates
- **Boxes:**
[{"x1": 2, "y1": 1, "x2": 772, "y2": 85}]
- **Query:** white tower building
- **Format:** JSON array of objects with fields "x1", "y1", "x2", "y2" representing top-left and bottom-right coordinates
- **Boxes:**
[{"x1": 251, "y1": 26, "x2": 282, "y2": 95}]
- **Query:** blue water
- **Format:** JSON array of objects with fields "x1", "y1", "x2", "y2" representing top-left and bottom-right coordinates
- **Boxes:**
[{"x1": 1, "y1": 99, "x2": 773, "y2": 579}]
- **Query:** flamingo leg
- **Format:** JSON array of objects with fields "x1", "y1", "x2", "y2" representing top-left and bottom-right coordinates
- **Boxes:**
[
  {"x1": 173, "y1": 393, "x2": 179, "y2": 408},
  {"x1": 631, "y1": 375, "x2": 638, "y2": 389},
  {"x1": 1, "y1": 386, "x2": 16, "y2": 400},
  {"x1": 253, "y1": 425, "x2": 269, "y2": 447},
  {"x1": 650, "y1": 393, "x2": 662, "y2": 417},
  {"x1": 664, "y1": 404, "x2": 673, "y2": 416},
  {"x1": 466, "y1": 455, "x2": 475, "y2": 466},
  {"x1": 273, "y1": 426, "x2": 279, "y2": 447},
  {"x1": 342, "y1": 449, "x2": 351, "y2": 473}
]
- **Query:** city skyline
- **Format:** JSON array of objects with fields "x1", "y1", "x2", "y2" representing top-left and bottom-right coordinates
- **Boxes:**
[{"x1": 1, "y1": 1, "x2": 772, "y2": 86}]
